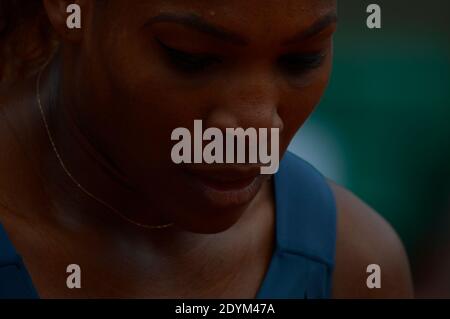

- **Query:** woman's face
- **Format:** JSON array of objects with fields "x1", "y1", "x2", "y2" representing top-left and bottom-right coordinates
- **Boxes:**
[{"x1": 61, "y1": 0, "x2": 337, "y2": 233}]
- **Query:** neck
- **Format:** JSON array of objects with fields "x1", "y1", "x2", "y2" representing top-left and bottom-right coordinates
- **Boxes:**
[{"x1": 36, "y1": 55, "x2": 175, "y2": 237}]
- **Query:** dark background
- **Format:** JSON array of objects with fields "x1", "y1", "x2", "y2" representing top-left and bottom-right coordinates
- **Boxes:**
[{"x1": 290, "y1": 0, "x2": 450, "y2": 297}]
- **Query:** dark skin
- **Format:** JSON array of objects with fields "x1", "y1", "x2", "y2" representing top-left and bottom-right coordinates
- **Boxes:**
[{"x1": 0, "y1": 0, "x2": 413, "y2": 298}]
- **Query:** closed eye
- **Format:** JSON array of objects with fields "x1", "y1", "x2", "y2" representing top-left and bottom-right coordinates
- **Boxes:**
[
  {"x1": 278, "y1": 52, "x2": 326, "y2": 76},
  {"x1": 156, "y1": 39, "x2": 221, "y2": 74}
]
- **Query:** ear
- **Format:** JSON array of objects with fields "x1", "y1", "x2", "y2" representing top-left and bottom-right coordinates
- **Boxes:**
[{"x1": 42, "y1": 0, "x2": 93, "y2": 43}]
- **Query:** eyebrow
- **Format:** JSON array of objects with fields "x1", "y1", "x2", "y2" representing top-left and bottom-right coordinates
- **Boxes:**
[
  {"x1": 146, "y1": 13, "x2": 249, "y2": 46},
  {"x1": 283, "y1": 13, "x2": 338, "y2": 45},
  {"x1": 146, "y1": 12, "x2": 337, "y2": 47}
]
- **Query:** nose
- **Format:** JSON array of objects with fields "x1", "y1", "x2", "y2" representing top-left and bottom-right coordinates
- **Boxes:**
[{"x1": 205, "y1": 66, "x2": 284, "y2": 132}]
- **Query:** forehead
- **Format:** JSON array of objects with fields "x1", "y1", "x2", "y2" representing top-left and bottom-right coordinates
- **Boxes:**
[{"x1": 105, "y1": 0, "x2": 337, "y2": 37}]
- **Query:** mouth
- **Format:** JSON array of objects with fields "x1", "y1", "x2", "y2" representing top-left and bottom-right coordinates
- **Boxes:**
[{"x1": 182, "y1": 165, "x2": 267, "y2": 208}]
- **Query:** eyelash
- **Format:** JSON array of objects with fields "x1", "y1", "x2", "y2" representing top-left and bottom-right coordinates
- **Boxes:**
[
  {"x1": 157, "y1": 39, "x2": 221, "y2": 74},
  {"x1": 157, "y1": 40, "x2": 326, "y2": 76},
  {"x1": 277, "y1": 53, "x2": 326, "y2": 76}
]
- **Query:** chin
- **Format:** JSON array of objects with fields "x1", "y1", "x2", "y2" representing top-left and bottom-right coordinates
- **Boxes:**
[{"x1": 152, "y1": 166, "x2": 266, "y2": 234}]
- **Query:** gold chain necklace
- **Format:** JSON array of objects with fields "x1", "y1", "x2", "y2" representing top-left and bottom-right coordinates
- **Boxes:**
[{"x1": 36, "y1": 65, "x2": 174, "y2": 230}]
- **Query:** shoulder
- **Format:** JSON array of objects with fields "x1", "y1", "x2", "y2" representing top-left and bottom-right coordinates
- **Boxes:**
[{"x1": 328, "y1": 181, "x2": 414, "y2": 298}]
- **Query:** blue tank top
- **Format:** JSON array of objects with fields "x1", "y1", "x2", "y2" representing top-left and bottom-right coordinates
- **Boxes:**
[{"x1": 0, "y1": 152, "x2": 337, "y2": 299}]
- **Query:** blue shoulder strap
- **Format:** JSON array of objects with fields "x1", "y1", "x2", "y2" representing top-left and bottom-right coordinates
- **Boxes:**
[
  {"x1": 256, "y1": 152, "x2": 337, "y2": 299},
  {"x1": 0, "y1": 223, "x2": 39, "y2": 299}
]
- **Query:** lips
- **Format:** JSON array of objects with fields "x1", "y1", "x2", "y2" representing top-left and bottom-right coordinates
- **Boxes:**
[
  {"x1": 182, "y1": 165, "x2": 266, "y2": 208},
  {"x1": 185, "y1": 165, "x2": 260, "y2": 188}
]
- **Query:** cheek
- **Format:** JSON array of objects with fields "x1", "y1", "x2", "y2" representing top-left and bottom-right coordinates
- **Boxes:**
[
  {"x1": 279, "y1": 60, "x2": 332, "y2": 149},
  {"x1": 104, "y1": 32, "x2": 213, "y2": 128},
  {"x1": 85, "y1": 31, "x2": 218, "y2": 180}
]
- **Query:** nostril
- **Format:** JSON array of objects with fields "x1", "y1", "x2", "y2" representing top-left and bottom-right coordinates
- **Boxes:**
[
  {"x1": 205, "y1": 99, "x2": 282, "y2": 131},
  {"x1": 203, "y1": 108, "x2": 240, "y2": 132}
]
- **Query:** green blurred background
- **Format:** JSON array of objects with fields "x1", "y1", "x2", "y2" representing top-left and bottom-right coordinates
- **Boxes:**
[{"x1": 289, "y1": 0, "x2": 450, "y2": 296}]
